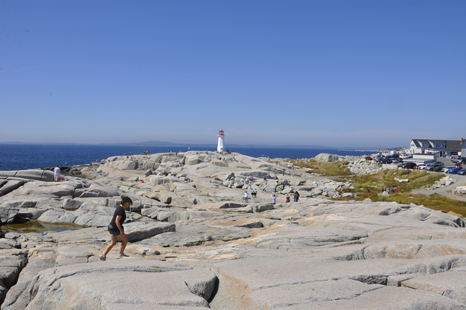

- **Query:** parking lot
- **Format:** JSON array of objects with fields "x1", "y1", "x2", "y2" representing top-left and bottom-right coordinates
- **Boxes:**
[
  {"x1": 407, "y1": 156, "x2": 466, "y2": 201},
  {"x1": 435, "y1": 156, "x2": 463, "y2": 169}
]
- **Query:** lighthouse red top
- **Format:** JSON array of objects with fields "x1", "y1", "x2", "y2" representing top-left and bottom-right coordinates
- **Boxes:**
[{"x1": 218, "y1": 129, "x2": 224, "y2": 136}]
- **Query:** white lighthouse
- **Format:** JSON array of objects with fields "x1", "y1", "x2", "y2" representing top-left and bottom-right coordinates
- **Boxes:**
[{"x1": 217, "y1": 129, "x2": 225, "y2": 152}]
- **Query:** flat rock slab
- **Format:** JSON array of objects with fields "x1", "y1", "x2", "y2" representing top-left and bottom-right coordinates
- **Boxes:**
[
  {"x1": 402, "y1": 270, "x2": 466, "y2": 304},
  {"x1": 210, "y1": 218, "x2": 264, "y2": 229},
  {"x1": 209, "y1": 254, "x2": 466, "y2": 309},
  {"x1": 23, "y1": 259, "x2": 214, "y2": 310}
]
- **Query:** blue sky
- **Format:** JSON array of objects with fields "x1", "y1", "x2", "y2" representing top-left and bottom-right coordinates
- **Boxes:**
[{"x1": 1, "y1": 1, "x2": 465, "y2": 148}]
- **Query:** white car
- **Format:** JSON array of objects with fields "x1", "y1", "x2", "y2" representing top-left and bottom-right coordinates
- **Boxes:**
[{"x1": 417, "y1": 164, "x2": 427, "y2": 170}]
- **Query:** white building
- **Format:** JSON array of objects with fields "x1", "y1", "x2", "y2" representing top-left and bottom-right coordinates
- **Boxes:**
[
  {"x1": 217, "y1": 129, "x2": 225, "y2": 152},
  {"x1": 409, "y1": 138, "x2": 466, "y2": 157}
]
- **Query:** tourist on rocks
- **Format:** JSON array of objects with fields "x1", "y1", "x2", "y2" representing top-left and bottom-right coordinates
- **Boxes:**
[
  {"x1": 286, "y1": 194, "x2": 290, "y2": 203},
  {"x1": 193, "y1": 199, "x2": 197, "y2": 205},
  {"x1": 100, "y1": 195, "x2": 133, "y2": 261},
  {"x1": 271, "y1": 195, "x2": 276, "y2": 205},
  {"x1": 54, "y1": 165, "x2": 61, "y2": 182},
  {"x1": 251, "y1": 188, "x2": 256, "y2": 198},
  {"x1": 294, "y1": 191, "x2": 300, "y2": 202},
  {"x1": 244, "y1": 191, "x2": 249, "y2": 203}
]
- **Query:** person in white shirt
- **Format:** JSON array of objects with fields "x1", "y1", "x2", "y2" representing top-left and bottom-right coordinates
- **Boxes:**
[
  {"x1": 54, "y1": 165, "x2": 61, "y2": 182},
  {"x1": 244, "y1": 192, "x2": 249, "y2": 203}
]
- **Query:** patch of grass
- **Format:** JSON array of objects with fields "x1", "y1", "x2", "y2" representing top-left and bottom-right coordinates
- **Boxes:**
[
  {"x1": 337, "y1": 169, "x2": 466, "y2": 216},
  {"x1": 277, "y1": 158, "x2": 466, "y2": 217},
  {"x1": 372, "y1": 193, "x2": 466, "y2": 217}
]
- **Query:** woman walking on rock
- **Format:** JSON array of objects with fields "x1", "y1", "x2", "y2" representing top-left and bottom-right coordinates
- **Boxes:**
[{"x1": 100, "y1": 195, "x2": 133, "y2": 261}]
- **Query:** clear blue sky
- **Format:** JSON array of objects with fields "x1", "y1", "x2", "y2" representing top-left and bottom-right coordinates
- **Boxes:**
[{"x1": 1, "y1": 1, "x2": 465, "y2": 148}]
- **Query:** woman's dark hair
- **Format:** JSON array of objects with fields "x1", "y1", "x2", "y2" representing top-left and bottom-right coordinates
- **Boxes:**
[{"x1": 121, "y1": 195, "x2": 133, "y2": 206}]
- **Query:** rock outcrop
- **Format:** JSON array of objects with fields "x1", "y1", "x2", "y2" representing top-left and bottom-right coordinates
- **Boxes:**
[{"x1": 1, "y1": 151, "x2": 466, "y2": 309}]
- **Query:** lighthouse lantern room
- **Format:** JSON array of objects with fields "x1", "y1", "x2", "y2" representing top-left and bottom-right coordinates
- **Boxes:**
[{"x1": 217, "y1": 130, "x2": 225, "y2": 152}]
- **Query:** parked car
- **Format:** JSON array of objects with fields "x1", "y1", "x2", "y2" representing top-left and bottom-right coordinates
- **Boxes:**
[
  {"x1": 398, "y1": 162, "x2": 408, "y2": 168},
  {"x1": 457, "y1": 169, "x2": 466, "y2": 175},
  {"x1": 365, "y1": 156, "x2": 372, "y2": 160},
  {"x1": 427, "y1": 164, "x2": 444, "y2": 171},
  {"x1": 442, "y1": 166, "x2": 456, "y2": 173},
  {"x1": 416, "y1": 164, "x2": 427, "y2": 170},
  {"x1": 405, "y1": 162, "x2": 417, "y2": 169},
  {"x1": 391, "y1": 158, "x2": 401, "y2": 163},
  {"x1": 451, "y1": 156, "x2": 462, "y2": 163},
  {"x1": 377, "y1": 157, "x2": 391, "y2": 164},
  {"x1": 425, "y1": 163, "x2": 437, "y2": 171},
  {"x1": 447, "y1": 167, "x2": 462, "y2": 174}
]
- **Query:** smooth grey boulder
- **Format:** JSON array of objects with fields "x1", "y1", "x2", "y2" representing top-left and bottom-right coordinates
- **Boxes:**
[
  {"x1": 185, "y1": 155, "x2": 202, "y2": 165},
  {"x1": 0, "y1": 180, "x2": 26, "y2": 197},
  {"x1": 15, "y1": 170, "x2": 55, "y2": 182},
  {"x1": 15, "y1": 208, "x2": 48, "y2": 222},
  {"x1": 37, "y1": 209, "x2": 78, "y2": 225},
  {"x1": 314, "y1": 153, "x2": 345, "y2": 162},
  {"x1": 0, "y1": 172, "x2": 17, "y2": 178},
  {"x1": 0, "y1": 250, "x2": 28, "y2": 305},
  {"x1": 62, "y1": 198, "x2": 83, "y2": 210},
  {"x1": 125, "y1": 222, "x2": 176, "y2": 242},
  {"x1": 75, "y1": 183, "x2": 119, "y2": 198},
  {"x1": 171, "y1": 268, "x2": 218, "y2": 301}
]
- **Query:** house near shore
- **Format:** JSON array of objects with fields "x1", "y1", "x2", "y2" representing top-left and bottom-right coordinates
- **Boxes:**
[{"x1": 409, "y1": 138, "x2": 466, "y2": 156}]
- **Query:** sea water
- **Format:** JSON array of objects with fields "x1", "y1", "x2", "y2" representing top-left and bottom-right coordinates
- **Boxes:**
[{"x1": 0, "y1": 144, "x2": 373, "y2": 171}]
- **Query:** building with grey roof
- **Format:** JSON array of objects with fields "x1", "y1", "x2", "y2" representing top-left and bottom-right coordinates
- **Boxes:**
[{"x1": 409, "y1": 138, "x2": 466, "y2": 156}]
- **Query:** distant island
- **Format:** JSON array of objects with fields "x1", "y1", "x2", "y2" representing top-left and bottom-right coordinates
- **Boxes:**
[{"x1": 0, "y1": 140, "x2": 390, "y2": 150}]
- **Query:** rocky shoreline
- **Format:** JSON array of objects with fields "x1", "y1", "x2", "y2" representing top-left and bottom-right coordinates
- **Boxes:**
[{"x1": 1, "y1": 151, "x2": 466, "y2": 309}]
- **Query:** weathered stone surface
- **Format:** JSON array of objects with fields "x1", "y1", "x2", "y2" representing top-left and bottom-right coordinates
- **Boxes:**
[
  {"x1": 2, "y1": 152, "x2": 466, "y2": 309},
  {"x1": 18, "y1": 260, "x2": 211, "y2": 310}
]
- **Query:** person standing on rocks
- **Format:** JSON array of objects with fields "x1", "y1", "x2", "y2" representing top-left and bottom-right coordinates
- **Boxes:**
[
  {"x1": 53, "y1": 165, "x2": 61, "y2": 182},
  {"x1": 271, "y1": 194, "x2": 276, "y2": 205},
  {"x1": 244, "y1": 191, "x2": 249, "y2": 203},
  {"x1": 100, "y1": 195, "x2": 133, "y2": 261},
  {"x1": 286, "y1": 194, "x2": 290, "y2": 203}
]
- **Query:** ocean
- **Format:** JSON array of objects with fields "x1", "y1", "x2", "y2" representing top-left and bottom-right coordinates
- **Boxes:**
[{"x1": 0, "y1": 144, "x2": 373, "y2": 171}]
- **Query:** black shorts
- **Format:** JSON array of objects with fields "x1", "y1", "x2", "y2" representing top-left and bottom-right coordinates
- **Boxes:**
[{"x1": 108, "y1": 224, "x2": 123, "y2": 236}]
